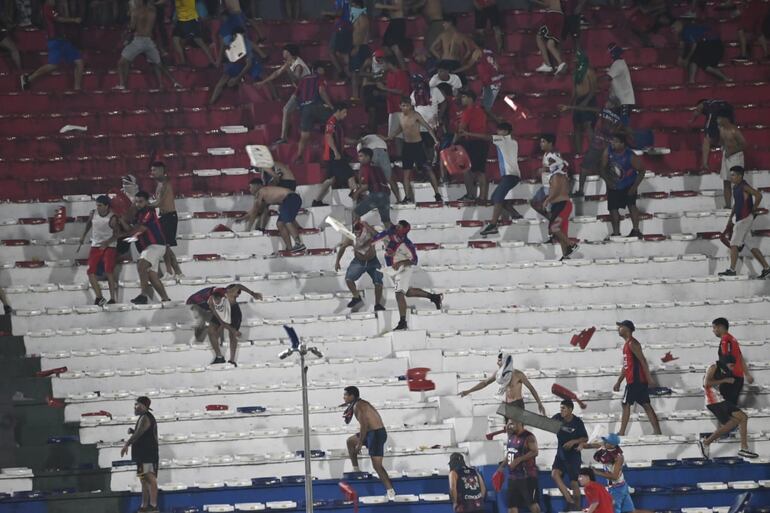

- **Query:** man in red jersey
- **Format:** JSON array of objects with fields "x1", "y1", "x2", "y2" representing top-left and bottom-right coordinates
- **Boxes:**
[
  {"x1": 313, "y1": 103, "x2": 356, "y2": 206},
  {"x1": 612, "y1": 320, "x2": 661, "y2": 435},
  {"x1": 455, "y1": 90, "x2": 490, "y2": 203},
  {"x1": 711, "y1": 317, "x2": 754, "y2": 405}
]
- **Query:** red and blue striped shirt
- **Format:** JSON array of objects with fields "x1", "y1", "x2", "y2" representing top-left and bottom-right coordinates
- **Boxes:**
[{"x1": 133, "y1": 207, "x2": 166, "y2": 251}]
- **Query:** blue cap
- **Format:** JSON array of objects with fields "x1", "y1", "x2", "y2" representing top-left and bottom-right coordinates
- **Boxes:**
[
  {"x1": 616, "y1": 320, "x2": 635, "y2": 332},
  {"x1": 602, "y1": 433, "x2": 621, "y2": 446}
]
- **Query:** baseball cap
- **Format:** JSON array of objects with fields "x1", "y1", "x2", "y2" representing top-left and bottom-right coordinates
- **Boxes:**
[
  {"x1": 602, "y1": 433, "x2": 621, "y2": 447},
  {"x1": 136, "y1": 396, "x2": 152, "y2": 411},
  {"x1": 95, "y1": 195, "x2": 111, "y2": 206},
  {"x1": 373, "y1": 49, "x2": 385, "y2": 58},
  {"x1": 616, "y1": 320, "x2": 635, "y2": 332}
]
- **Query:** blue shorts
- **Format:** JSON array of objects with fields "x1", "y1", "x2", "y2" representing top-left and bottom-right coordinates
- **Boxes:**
[
  {"x1": 277, "y1": 193, "x2": 302, "y2": 223},
  {"x1": 481, "y1": 83, "x2": 501, "y2": 111},
  {"x1": 219, "y1": 12, "x2": 246, "y2": 38},
  {"x1": 47, "y1": 39, "x2": 81, "y2": 65},
  {"x1": 491, "y1": 175, "x2": 520, "y2": 204},
  {"x1": 360, "y1": 427, "x2": 387, "y2": 457},
  {"x1": 225, "y1": 59, "x2": 261, "y2": 80},
  {"x1": 346, "y1": 256, "x2": 383, "y2": 285},
  {"x1": 609, "y1": 483, "x2": 635, "y2": 513},
  {"x1": 552, "y1": 450, "x2": 581, "y2": 483}
]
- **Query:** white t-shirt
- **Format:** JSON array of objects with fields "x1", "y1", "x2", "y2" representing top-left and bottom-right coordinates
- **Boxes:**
[
  {"x1": 429, "y1": 73, "x2": 462, "y2": 95},
  {"x1": 608, "y1": 59, "x2": 635, "y2": 105},
  {"x1": 358, "y1": 134, "x2": 388, "y2": 151},
  {"x1": 491, "y1": 134, "x2": 520, "y2": 177},
  {"x1": 290, "y1": 57, "x2": 311, "y2": 80},
  {"x1": 411, "y1": 87, "x2": 445, "y2": 130}
]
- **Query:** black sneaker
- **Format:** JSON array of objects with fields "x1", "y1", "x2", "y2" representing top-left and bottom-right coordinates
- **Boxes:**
[
  {"x1": 227, "y1": 360, "x2": 238, "y2": 367},
  {"x1": 3, "y1": 305, "x2": 11, "y2": 315},
  {"x1": 759, "y1": 268, "x2": 770, "y2": 279},
  {"x1": 627, "y1": 229, "x2": 643, "y2": 238},
  {"x1": 347, "y1": 296, "x2": 363, "y2": 309},
  {"x1": 399, "y1": 197, "x2": 414, "y2": 204},
  {"x1": 718, "y1": 269, "x2": 737, "y2": 276},
  {"x1": 211, "y1": 356, "x2": 226, "y2": 364},
  {"x1": 106, "y1": 299, "x2": 116, "y2": 304},
  {"x1": 738, "y1": 448, "x2": 758, "y2": 459},
  {"x1": 130, "y1": 294, "x2": 148, "y2": 305},
  {"x1": 429, "y1": 293, "x2": 443, "y2": 310},
  {"x1": 291, "y1": 242, "x2": 307, "y2": 253},
  {"x1": 94, "y1": 297, "x2": 106, "y2": 307},
  {"x1": 480, "y1": 223, "x2": 498, "y2": 236},
  {"x1": 434, "y1": 193, "x2": 443, "y2": 203},
  {"x1": 394, "y1": 319, "x2": 408, "y2": 331},
  {"x1": 311, "y1": 200, "x2": 328, "y2": 207},
  {"x1": 272, "y1": 137, "x2": 288, "y2": 145},
  {"x1": 374, "y1": 304, "x2": 385, "y2": 312},
  {"x1": 20, "y1": 74, "x2": 30, "y2": 91},
  {"x1": 561, "y1": 243, "x2": 578, "y2": 261},
  {"x1": 697, "y1": 439, "x2": 710, "y2": 459}
]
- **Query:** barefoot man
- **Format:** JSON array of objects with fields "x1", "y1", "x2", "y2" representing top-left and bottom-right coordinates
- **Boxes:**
[
  {"x1": 717, "y1": 115, "x2": 746, "y2": 209},
  {"x1": 459, "y1": 352, "x2": 547, "y2": 416},
  {"x1": 343, "y1": 385, "x2": 396, "y2": 500},
  {"x1": 238, "y1": 178, "x2": 305, "y2": 253}
]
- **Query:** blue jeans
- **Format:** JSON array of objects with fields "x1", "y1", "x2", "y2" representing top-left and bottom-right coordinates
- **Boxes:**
[
  {"x1": 609, "y1": 483, "x2": 635, "y2": 513},
  {"x1": 491, "y1": 175, "x2": 520, "y2": 204},
  {"x1": 345, "y1": 257, "x2": 383, "y2": 285}
]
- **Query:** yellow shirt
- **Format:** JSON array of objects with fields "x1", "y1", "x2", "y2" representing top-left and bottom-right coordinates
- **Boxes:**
[{"x1": 175, "y1": 0, "x2": 198, "y2": 22}]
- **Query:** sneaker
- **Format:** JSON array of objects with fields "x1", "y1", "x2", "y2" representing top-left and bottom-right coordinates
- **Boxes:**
[
  {"x1": 759, "y1": 267, "x2": 770, "y2": 279},
  {"x1": 457, "y1": 194, "x2": 476, "y2": 201},
  {"x1": 738, "y1": 448, "x2": 758, "y2": 459},
  {"x1": 535, "y1": 63, "x2": 554, "y2": 73},
  {"x1": 394, "y1": 319, "x2": 408, "y2": 331},
  {"x1": 561, "y1": 243, "x2": 578, "y2": 261},
  {"x1": 130, "y1": 294, "x2": 148, "y2": 305},
  {"x1": 3, "y1": 305, "x2": 11, "y2": 315},
  {"x1": 211, "y1": 356, "x2": 226, "y2": 364},
  {"x1": 697, "y1": 439, "x2": 710, "y2": 459},
  {"x1": 386, "y1": 488, "x2": 396, "y2": 501},
  {"x1": 291, "y1": 242, "x2": 307, "y2": 253},
  {"x1": 480, "y1": 223, "x2": 499, "y2": 236},
  {"x1": 434, "y1": 193, "x2": 443, "y2": 203},
  {"x1": 399, "y1": 197, "x2": 414, "y2": 204},
  {"x1": 20, "y1": 74, "x2": 30, "y2": 91},
  {"x1": 718, "y1": 268, "x2": 737, "y2": 276},
  {"x1": 555, "y1": 62, "x2": 568, "y2": 75},
  {"x1": 347, "y1": 296, "x2": 363, "y2": 309},
  {"x1": 227, "y1": 360, "x2": 238, "y2": 367},
  {"x1": 106, "y1": 299, "x2": 116, "y2": 305},
  {"x1": 311, "y1": 200, "x2": 328, "y2": 207},
  {"x1": 627, "y1": 229, "x2": 643, "y2": 238},
  {"x1": 94, "y1": 297, "x2": 107, "y2": 307},
  {"x1": 374, "y1": 304, "x2": 385, "y2": 312},
  {"x1": 429, "y1": 293, "x2": 443, "y2": 310}
]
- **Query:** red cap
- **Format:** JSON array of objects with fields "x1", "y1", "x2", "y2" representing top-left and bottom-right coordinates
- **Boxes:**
[{"x1": 373, "y1": 49, "x2": 385, "y2": 58}]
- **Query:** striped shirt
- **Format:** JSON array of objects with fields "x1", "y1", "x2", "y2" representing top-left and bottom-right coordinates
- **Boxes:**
[{"x1": 133, "y1": 207, "x2": 166, "y2": 252}]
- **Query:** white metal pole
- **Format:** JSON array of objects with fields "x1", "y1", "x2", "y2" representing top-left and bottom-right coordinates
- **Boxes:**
[{"x1": 300, "y1": 347, "x2": 313, "y2": 513}]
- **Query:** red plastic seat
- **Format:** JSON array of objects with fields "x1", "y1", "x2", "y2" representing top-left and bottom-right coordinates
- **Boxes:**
[{"x1": 193, "y1": 254, "x2": 222, "y2": 261}]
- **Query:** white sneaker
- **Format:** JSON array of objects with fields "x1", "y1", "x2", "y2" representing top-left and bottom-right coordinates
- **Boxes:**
[
  {"x1": 386, "y1": 489, "x2": 396, "y2": 501},
  {"x1": 555, "y1": 62, "x2": 568, "y2": 75},
  {"x1": 535, "y1": 63, "x2": 554, "y2": 73}
]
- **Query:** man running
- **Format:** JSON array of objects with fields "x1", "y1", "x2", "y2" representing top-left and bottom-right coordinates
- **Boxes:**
[
  {"x1": 239, "y1": 178, "x2": 305, "y2": 253},
  {"x1": 117, "y1": 0, "x2": 179, "y2": 90},
  {"x1": 126, "y1": 191, "x2": 171, "y2": 305},
  {"x1": 372, "y1": 220, "x2": 442, "y2": 330},
  {"x1": 699, "y1": 355, "x2": 758, "y2": 459},
  {"x1": 77, "y1": 195, "x2": 119, "y2": 306},
  {"x1": 600, "y1": 133, "x2": 644, "y2": 238},
  {"x1": 389, "y1": 97, "x2": 442, "y2": 203},
  {"x1": 313, "y1": 103, "x2": 356, "y2": 207},
  {"x1": 499, "y1": 419, "x2": 541, "y2": 513},
  {"x1": 718, "y1": 166, "x2": 770, "y2": 278},
  {"x1": 613, "y1": 320, "x2": 662, "y2": 435},
  {"x1": 343, "y1": 386, "x2": 396, "y2": 500},
  {"x1": 149, "y1": 162, "x2": 183, "y2": 278},
  {"x1": 543, "y1": 156, "x2": 576, "y2": 260},
  {"x1": 186, "y1": 283, "x2": 262, "y2": 365},
  {"x1": 717, "y1": 115, "x2": 746, "y2": 209},
  {"x1": 712, "y1": 317, "x2": 755, "y2": 405},
  {"x1": 120, "y1": 396, "x2": 159, "y2": 513},
  {"x1": 578, "y1": 468, "x2": 613, "y2": 513},
  {"x1": 458, "y1": 352, "x2": 547, "y2": 416},
  {"x1": 352, "y1": 148, "x2": 392, "y2": 228},
  {"x1": 551, "y1": 399, "x2": 588, "y2": 511},
  {"x1": 335, "y1": 221, "x2": 385, "y2": 313},
  {"x1": 260, "y1": 44, "x2": 310, "y2": 144},
  {"x1": 448, "y1": 452, "x2": 486, "y2": 513},
  {"x1": 455, "y1": 90, "x2": 490, "y2": 202}
]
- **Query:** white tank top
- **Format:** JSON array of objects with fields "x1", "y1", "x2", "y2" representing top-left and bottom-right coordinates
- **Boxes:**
[{"x1": 91, "y1": 211, "x2": 116, "y2": 247}]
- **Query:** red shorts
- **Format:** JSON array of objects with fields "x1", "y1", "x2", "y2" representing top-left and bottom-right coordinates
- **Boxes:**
[
  {"x1": 539, "y1": 11, "x2": 564, "y2": 42},
  {"x1": 87, "y1": 247, "x2": 117, "y2": 274},
  {"x1": 740, "y1": 0, "x2": 768, "y2": 33},
  {"x1": 549, "y1": 200, "x2": 572, "y2": 236}
]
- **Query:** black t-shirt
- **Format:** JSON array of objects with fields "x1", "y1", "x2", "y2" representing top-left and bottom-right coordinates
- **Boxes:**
[
  {"x1": 132, "y1": 412, "x2": 159, "y2": 464},
  {"x1": 552, "y1": 413, "x2": 588, "y2": 450}
]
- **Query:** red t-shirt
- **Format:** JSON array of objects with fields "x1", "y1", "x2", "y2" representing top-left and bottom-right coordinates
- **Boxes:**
[
  {"x1": 584, "y1": 482, "x2": 614, "y2": 513},
  {"x1": 43, "y1": 4, "x2": 62, "y2": 39},
  {"x1": 359, "y1": 163, "x2": 389, "y2": 194},
  {"x1": 385, "y1": 69, "x2": 409, "y2": 114},
  {"x1": 719, "y1": 333, "x2": 744, "y2": 378},
  {"x1": 459, "y1": 105, "x2": 486, "y2": 137},
  {"x1": 323, "y1": 115, "x2": 344, "y2": 161},
  {"x1": 477, "y1": 50, "x2": 503, "y2": 87}
]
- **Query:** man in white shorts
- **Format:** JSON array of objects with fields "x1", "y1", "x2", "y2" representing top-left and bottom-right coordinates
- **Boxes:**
[
  {"x1": 718, "y1": 115, "x2": 745, "y2": 209},
  {"x1": 127, "y1": 191, "x2": 171, "y2": 304},
  {"x1": 718, "y1": 166, "x2": 770, "y2": 279},
  {"x1": 372, "y1": 220, "x2": 443, "y2": 331}
]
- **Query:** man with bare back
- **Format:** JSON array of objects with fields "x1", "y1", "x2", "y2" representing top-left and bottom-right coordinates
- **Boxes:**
[
  {"x1": 238, "y1": 178, "x2": 305, "y2": 253},
  {"x1": 376, "y1": 0, "x2": 407, "y2": 69},
  {"x1": 430, "y1": 14, "x2": 475, "y2": 73},
  {"x1": 343, "y1": 386, "x2": 396, "y2": 500},
  {"x1": 389, "y1": 97, "x2": 442, "y2": 203},
  {"x1": 349, "y1": 0, "x2": 371, "y2": 100},
  {"x1": 458, "y1": 352, "x2": 547, "y2": 416},
  {"x1": 718, "y1": 115, "x2": 746, "y2": 209},
  {"x1": 412, "y1": 0, "x2": 444, "y2": 51},
  {"x1": 149, "y1": 162, "x2": 183, "y2": 277},
  {"x1": 117, "y1": 0, "x2": 179, "y2": 90}
]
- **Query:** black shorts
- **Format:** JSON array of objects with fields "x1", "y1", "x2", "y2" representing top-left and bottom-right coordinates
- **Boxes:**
[
  {"x1": 719, "y1": 376, "x2": 744, "y2": 406},
  {"x1": 438, "y1": 59, "x2": 461, "y2": 72},
  {"x1": 360, "y1": 427, "x2": 388, "y2": 457},
  {"x1": 475, "y1": 4, "x2": 502, "y2": 29},
  {"x1": 173, "y1": 19, "x2": 202, "y2": 40},
  {"x1": 363, "y1": 84, "x2": 386, "y2": 112},
  {"x1": 553, "y1": 451, "x2": 581, "y2": 483},
  {"x1": 299, "y1": 103, "x2": 332, "y2": 132},
  {"x1": 277, "y1": 179, "x2": 297, "y2": 191},
  {"x1": 708, "y1": 401, "x2": 741, "y2": 424},
  {"x1": 331, "y1": 26, "x2": 353, "y2": 54},
  {"x1": 349, "y1": 44, "x2": 371, "y2": 72},
  {"x1": 402, "y1": 141, "x2": 427, "y2": 170},
  {"x1": 691, "y1": 39, "x2": 724, "y2": 70},
  {"x1": 572, "y1": 99, "x2": 598, "y2": 127},
  {"x1": 211, "y1": 302, "x2": 242, "y2": 330},
  {"x1": 136, "y1": 462, "x2": 158, "y2": 477},
  {"x1": 460, "y1": 139, "x2": 489, "y2": 173},
  {"x1": 326, "y1": 158, "x2": 354, "y2": 185},
  {"x1": 383, "y1": 17, "x2": 407, "y2": 47},
  {"x1": 507, "y1": 477, "x2": 540, "y2": 509},
  {"x1": 607, "y1": 188, "x2": 637, "y2": 211},
  {"x1": 159, "y1": 211, "x2": 178, "y2": 247},
  {"x1": 562, "y1": 14, "x2": 581, "y2": 40},
  {"x1": 622, "y1": 382, "x2": 650, "y2": 406}
]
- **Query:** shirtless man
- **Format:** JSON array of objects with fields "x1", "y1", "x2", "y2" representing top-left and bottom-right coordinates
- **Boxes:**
[
  {"x1": 411, "y1": 0, "x2": 443, "y2": 51},
  {"x1": 389, "y1": 97, "x2": 441, "y2": 203},
  {"x1": 376, "y1": 0, "x2": 407, "y2": 69},
  {"x1": 430, "y1": 15, "x2": 475, "y2": 73},
  {"x1": 458, "y1": 352, "x2": 547, "y2": 416},
  {"x1": 261, "y1": 161, "x2": 297, "y2": 191},
  {"x1": 238, "y1": 178, "x2": 305, "y2": 253},
  {"x1": 343, "y1": 386, "x2": 396, "y2": 500},
  {"x1": 717, "y1": 115, "x2": 746, "y2": 209},
  {"x1": 349, "y1": 0, "x2": 371, "y2": 100},
  {"x1": 117, "y1": 0, "x2": 179, "y2": 90},
  {"x1": 544, "y1": 162, "x2": 577, "y2": 260},
  {"x1": 533, "y1": 0, "x2": 567, "y2": 75},
  {"x1": 570, "y1": 51, "x2": 597, "y2": 155},
  {"x1": 335, "y1": 221, "x2": 385, "y2": 312},
  {"x1": 149, "y1": 162, "x2": 183, "y2": 277}
]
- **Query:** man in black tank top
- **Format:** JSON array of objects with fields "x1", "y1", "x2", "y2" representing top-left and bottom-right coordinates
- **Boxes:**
[
  {"x1": 448, "y1": 452, "x2": 487, "y2": 512},
  {"x1": 121, "y1": 396, "x2": 159, "y2": 512}
]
